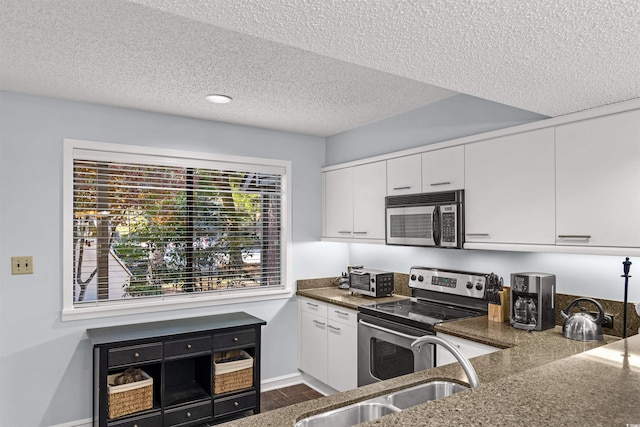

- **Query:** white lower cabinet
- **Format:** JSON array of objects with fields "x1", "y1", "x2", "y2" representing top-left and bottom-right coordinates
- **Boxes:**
[
  {"x1": 298, "y1": 297, "x2": 358, "y2": 392},
  {"x1": 435, "y1": 332, "x2": 499, "y2": 367}
]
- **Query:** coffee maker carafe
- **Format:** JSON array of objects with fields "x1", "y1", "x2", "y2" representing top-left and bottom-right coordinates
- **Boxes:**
[{"x1": 510, "y1": 272, "x2": 556, "y2": 331}]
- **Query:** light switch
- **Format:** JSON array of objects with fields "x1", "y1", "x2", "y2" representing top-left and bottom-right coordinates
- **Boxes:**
[{"x1": 11, "y1": 256, "x2": 33, "y2": 274}]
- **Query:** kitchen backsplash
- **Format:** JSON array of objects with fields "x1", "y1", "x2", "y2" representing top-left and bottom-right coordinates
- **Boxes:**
[{"x1": 296, "y1": 274, "x2": 639, "y2": 338}]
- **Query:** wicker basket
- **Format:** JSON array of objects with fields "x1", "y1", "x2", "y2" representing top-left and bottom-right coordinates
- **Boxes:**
[
  {"x1": 213, "y1": 349, "x2": 253, "y2": 394},
  {"x1": 106, "y1": 370, "x2": 153, "y2": 419}
]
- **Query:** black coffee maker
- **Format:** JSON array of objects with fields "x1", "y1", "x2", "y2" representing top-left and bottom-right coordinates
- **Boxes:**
[{"x1": 510, "y1": 272, "x2": 556, "y2": 331}]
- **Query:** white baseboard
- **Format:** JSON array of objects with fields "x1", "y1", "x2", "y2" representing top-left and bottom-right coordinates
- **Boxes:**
[
  {"x1": 49, "y1": 418, "x2": 92, "y2": 427},
  {"x1": 51, "y1": 372, "x2": 332, "y2": 427},
  {"x1": 260, "y1": 371, "x2": 305, "y2": 392},
  {"x1": 299, "y1": 372, "x2": 338, "y2": 396}
]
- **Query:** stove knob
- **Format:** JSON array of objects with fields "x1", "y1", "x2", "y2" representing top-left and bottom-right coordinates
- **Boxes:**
[
  {"x1": 371, "y1": 277, "x2": 375, "y2": 283},
  {"x1": 466, "y1": 282, "x2": 473, "y2": 289},
  {"x1": 410, "y1": 274, "x2": 417, "y2": 281},
  {"x1": 475, "y1": 283, "x2": 483, "y2": 291},
  {"x1": 417, "y1": 275, "x2": 424, "y2": 282}
]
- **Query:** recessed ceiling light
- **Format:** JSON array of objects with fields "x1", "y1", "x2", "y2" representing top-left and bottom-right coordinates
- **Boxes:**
[{"x1": 205, "y1": 94, "x2": 233, "y2": 104}]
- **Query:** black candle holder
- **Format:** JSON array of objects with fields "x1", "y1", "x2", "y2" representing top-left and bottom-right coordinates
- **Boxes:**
[{"x1": 621, "y1": 257, "x2": 632, "y2": 339}]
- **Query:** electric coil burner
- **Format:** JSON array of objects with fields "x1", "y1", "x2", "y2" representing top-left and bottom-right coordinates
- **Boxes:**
[{"x1": 357, "y1": 266, "x2": 491, "y2": 386}]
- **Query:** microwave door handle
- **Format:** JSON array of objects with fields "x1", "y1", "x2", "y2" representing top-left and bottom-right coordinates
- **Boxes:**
[{"x1": 433, "y1": 205, "x2": 441, "y2": 246}]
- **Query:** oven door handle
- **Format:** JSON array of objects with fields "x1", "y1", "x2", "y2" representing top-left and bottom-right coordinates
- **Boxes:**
[{"x1": 358, "y1": 319, "x2": 425, "y2": 341}]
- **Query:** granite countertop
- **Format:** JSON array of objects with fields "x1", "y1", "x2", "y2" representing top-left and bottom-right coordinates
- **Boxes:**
[
  {"x1": 219, "y1": 288, "x2": 639, "y2": 426},
  {"x1": 296, "y1": 287, "x2": 409, "y2": 310}
]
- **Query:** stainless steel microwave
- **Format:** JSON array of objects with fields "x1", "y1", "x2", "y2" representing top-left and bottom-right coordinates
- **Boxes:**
[{"x1": 385, "y1": 190, "x2": 464, "y2": 249}]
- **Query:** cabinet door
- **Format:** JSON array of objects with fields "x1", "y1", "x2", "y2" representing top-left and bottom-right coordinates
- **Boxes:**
[
  {"x1": 327, "y1": 320, "x2": 357, "y2": 392},
  {"x1": 465, "y1": 128, "x2": 555, "y2": 244},
  {"x1": 353, "y1": 161, "x2": 387, "y2": 240},
  {"x1": 387, "y1": 154, "x2": 421, "y2": 195},
  {"x1": 298, "y1": 309, "x2": 328, "y2": 383},
  {"x1": 556, "y1": 109, "x2": 640, "y2": 247},
  {"x1": 422, "y1": 146, "x2": 465, "y2": 192},
  {"x1": 435, "y1": 333, "x2": 499, "y2": 367},
  {"x1": 323, "y1": 168, "x2": 354, "y2": 238}
]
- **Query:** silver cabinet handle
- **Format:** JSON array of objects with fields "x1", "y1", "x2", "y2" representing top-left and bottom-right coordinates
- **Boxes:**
[
  {"x1": 313, "y1": 320, "x2": 326, "y2": 326},
  {"x1": 328, "y1": 325, "x2": 341, "y2": 331},
  {"x1": 306, "y1": 302, "x2": 318, "y2": 307},
  {"x1": 353, "y1": 231, "x2": 367, "y2": 235},
  {"x1": 334, "y1": 310, "x2": 349, "y2": 316},
  {"x1": 466, "y1": 233, "x2": 490, "y2": 237},
  {"x1": 430, "y1": 181, "x2": 451, "y2": 186},
  {"x1": 558, "y1": 235, "x2": 591, "y2": 240},
  {"x1": 393, "y1": 186, "x2": 412, "y2": 190},
  {"x1": 338, "y1": 230, "x2": 352, "y2": 234}
]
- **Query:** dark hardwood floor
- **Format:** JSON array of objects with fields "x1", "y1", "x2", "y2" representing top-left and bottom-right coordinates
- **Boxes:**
[{"x1": 261, "y1": 383, "x2": 324, "y2": 412}]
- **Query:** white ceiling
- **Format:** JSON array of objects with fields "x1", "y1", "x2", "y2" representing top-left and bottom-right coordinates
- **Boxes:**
[{"x1": 1, "y1": 0, "x2": 639, "y2": 137}]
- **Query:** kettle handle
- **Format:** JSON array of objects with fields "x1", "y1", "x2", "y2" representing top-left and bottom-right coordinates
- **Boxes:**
[{"x1": 561, "y1": 298, "x2": 604, "y2": 325}]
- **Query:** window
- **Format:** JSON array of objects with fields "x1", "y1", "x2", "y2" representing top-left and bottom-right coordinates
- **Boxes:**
[{"x1": 63, "y1": 139, "x2": 291, "y2": 319}]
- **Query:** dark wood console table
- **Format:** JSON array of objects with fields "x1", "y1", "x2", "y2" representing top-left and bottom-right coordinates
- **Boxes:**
[{"x1": 87, "y1": 312, "x2": 266, "y2": 427}]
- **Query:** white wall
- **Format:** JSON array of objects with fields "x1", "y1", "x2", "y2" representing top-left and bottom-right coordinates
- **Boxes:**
[
  {"x1": 326, "y1": 94, "x2": 640, "y2": 304},
  {"x1": 0, "y1": 91, "x2": 347, "y2": 427}
]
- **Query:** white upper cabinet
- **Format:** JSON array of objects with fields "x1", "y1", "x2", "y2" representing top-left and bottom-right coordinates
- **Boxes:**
[
  {"x1": 465, "y1": 128, "x2": 556, "y2": 245},
  {"x1": 556, "y1": 109, "x2": 640, "y2": 248},
  {"x1": 421, "y1": 146, "x2": 465, "y2": 192},
  {"x1": 323, "y1": 167, "x2": 354, "y2": 238},
  {"x1": 323, "y1": 161, "x2": 386, "y2": 241},
  {"x1": 352, "y1": 161, "x2": 387, "y2": 240},
  {"x1": 387, "y1": 154, "x2": 421, "y2": 195}
]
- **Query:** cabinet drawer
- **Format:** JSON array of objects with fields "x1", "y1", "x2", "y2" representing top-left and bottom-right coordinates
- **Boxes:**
[
  {"x1": 164, "y1": 401, "x2": 212, "y2": 427},
  {"x1": 214, "y1": 391, "x2": 256, "y2": 417},
  {"x1": 213, "y1": 329, "x2": 255, "y2": 349},
  {"x1": 108, "y1": 343, "x2": 162, "y2": 368},
  {"x1": 165, "y1": 335, "x2": 212, "y2": 358},
  {"x1": 299, "y1": 297, "x2": 328, "y2": 316},
  {"x1": 108, "y1": 411, "x2": 162, "y2": 427},
  {"x1": 328, "y1": 305, "x2": 357, "y2": 327}
]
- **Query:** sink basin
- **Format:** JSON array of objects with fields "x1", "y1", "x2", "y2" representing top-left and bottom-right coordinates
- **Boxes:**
[
  {"x1": 384, "y1": 381, "x2": 469, "y2": 410},
  {"x1": 294, "y1": 380, "x2": 469, "y2": 426},
  {"x1": 294, "y1": 401, "x2": 399, "y2": 427}
]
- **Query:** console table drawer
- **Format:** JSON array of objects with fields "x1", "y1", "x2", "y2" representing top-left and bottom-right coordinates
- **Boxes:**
[
  {"x1": 213, "y1": 329, "x2": 255, "y2": 349},
  {"x1": 214, "y1": 391, "x2": 256, "y2": 417},
  {"x1": 164, "y1": 335, "x2": 212, "y2": 358},
  {"x1": 165, "y1": 401, "x2": 212, "y2": 427},
  {"x1": 108, "y1": 410, "x2": 162, "y2": 427},
  {"x1": 108, "y1": 343, "x2": 162, "y2": 368}
]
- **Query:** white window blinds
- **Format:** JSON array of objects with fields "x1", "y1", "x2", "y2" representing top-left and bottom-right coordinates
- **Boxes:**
[{"x1": 70, "y1": 146, "x2": 285, "y2": 307}]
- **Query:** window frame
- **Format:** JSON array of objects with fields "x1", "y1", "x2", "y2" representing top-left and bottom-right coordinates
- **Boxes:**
[{"x1": 62, "y1": 138, "x2": 293, "y2": 321}]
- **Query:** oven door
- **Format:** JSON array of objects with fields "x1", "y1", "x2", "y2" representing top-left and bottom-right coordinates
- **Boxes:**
[
  {"x1": 386, "y1": 205, "x2": 436, "y2": 246},
  {"x1": 357, "y1": 313, "x2": 434, "y2": 387}
]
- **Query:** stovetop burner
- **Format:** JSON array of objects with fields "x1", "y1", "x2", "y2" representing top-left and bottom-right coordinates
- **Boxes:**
[{"x1": 359, "y1": 298, "x2": 484, "y2": 331}]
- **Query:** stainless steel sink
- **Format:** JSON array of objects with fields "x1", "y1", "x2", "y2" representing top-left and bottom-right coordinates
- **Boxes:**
[
  {"x1": 384, "y1": 380, "x2": 469, "y2": 410},
  {"x1": 294, "y1": 381, "x2": 469, "y2": 426},
  {"x1": 294, "y1": 401, "x2": 400, "y2": 427}
]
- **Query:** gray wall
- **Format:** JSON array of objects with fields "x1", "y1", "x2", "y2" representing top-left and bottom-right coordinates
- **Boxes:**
[
  {"x1": 326, "y1": 94, "x2": 640, "y2": 303},
  {"x1": 0, "y1": 91, "x2": 348, "y2": 426},
  {"x1": 326, "y1": 94, "x2": 548, "y2": 165}
]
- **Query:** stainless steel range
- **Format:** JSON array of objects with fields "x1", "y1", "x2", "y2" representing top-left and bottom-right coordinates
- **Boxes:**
[{"x1": 357, "y1": 266, "x2": 492, "y2": 386}]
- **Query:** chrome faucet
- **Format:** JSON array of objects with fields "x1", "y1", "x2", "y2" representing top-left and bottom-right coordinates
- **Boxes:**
[{"x1": 411, "y1": 335, "x2": 480, "y2": 388}]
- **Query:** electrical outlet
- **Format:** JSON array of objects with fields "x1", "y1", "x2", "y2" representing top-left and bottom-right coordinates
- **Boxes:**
[
  {"x1": 591, "y1": 311, "x2": 614, "y2": 329},
  {"x1": 11, "y1": 256, "x2": 33, "y2": 275}
]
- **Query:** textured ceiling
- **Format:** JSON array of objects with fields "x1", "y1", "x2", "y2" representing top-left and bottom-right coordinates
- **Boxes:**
[{"x1": 1, "y1": 0, "x2": 639, "y2": 137}]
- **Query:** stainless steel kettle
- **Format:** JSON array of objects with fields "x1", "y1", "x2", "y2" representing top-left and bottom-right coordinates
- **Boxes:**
[{"x1": 560, "y1": 298, "x2": 604, "y2": 342}]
